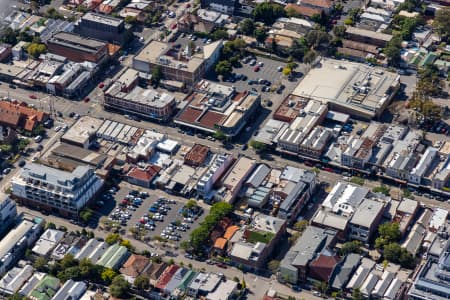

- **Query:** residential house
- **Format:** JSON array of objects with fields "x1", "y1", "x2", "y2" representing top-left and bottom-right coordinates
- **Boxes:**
[{"x1": 120, "y1": 254, "x2": 151, "y2": 284}]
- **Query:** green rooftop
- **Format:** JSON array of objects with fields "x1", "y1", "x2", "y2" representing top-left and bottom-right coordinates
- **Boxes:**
[
  {"x1": 177, "y1": 270, "x2": 197, "y2": 291},
  {"x1": 96, "y1": 243, "x2": 129, "y2": 269},
  {"x1": 30, "y1": 275, "x2": 60, "y2": 300},
  {"x1": 419, "y1": 52, "x2": 438, "y2": 67},
  {"x1": 246, "y1": 230, "x2": 274, "y2": 244}
]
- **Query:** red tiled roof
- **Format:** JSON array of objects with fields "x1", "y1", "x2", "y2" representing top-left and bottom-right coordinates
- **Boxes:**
[
  {"x1": 301, "y1": 0, "x2": 333, "y2": 8},
  {"x1": 0, "y1": 100, "x2": 47, "y2": 131},
  {"x1": 214, "y1": 237, "x2": 228, "y2": 250},
  {"x1": 309, "y1": 255, "x2": 340, "y2": 282},
  {"x1": 120, "y1": 254, "x2": 150, "y2": 277},
  {"x1": 177, "y1": 106, "x2": 203, "y2": 124},
  {"x1": 155, "y1": 265, "x2": 180, "y2": 290},
  {"x1": 185, "y1": 144, "x2": 210, "y2": 166},
  {"x1": 285, "y1": 4, "x2": 321, "y2": 17},
  {"x1": 127, "y1": 165, "x2": 161, "y2": 182},
  {"x1": 223, "y1": 225, "x2": 239, "y2": 240},
  {"x1": 197, "y1": 111, "x2": 225, "y2": 129}
]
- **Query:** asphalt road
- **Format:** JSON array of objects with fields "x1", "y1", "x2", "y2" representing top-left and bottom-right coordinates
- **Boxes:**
[{"x1": 3, "y1": 83, "x2": 450, "y2": 209}]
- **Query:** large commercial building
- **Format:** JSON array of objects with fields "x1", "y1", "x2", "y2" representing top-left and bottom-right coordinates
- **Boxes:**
[
  {"x1": 104, "y1": 82, "x2": 177, "y2": 122},
  {"x1": 74, "y1": 12, "x2": 131, "y2": 45},
  {"x1": 409, "y1": 240, "x2": 450, "y2": 300},
  {"x1": 133, "y1": 41, "x2": 222, "y2": 86},
  {"x1": 11, "y1": 163, "x2": 103, "y2": 217},
  {"x1": 46, "y1": 32, "x2": 108, "y2": 64},
  {"x1": 291, "y1": 58, "x2": 400, "y2": 120},
  {"x1": 175, "y1": 80, "x2": 260, "y2": 136}
]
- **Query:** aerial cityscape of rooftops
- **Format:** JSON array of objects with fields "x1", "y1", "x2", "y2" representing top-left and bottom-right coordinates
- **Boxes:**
[{"x1": 0, "y1": 0, "x2": 449, "y2": 299}]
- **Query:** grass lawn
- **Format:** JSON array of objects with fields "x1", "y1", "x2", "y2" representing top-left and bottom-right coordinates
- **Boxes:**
[
  {"x1": 350, "y1": 176, "x2": 365, "y2": 186},
  {"x1": 247, "y1": 230, "x2": 275, "y2": 244}
]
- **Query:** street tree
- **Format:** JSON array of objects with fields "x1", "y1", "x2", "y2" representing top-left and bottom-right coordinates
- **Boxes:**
[{"x1": 109, "y1": 275, "x2": 131, "y2": 298}]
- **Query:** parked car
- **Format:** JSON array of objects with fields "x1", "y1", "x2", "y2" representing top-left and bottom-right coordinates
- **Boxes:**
[{"x1": 34, "y1": 135, "x2": 43, "y2": 143}]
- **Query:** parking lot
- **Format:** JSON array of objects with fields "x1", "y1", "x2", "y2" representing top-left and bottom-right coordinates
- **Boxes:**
[{"x1": 102, "y1": 184, "x2": 207, "y2": 246}]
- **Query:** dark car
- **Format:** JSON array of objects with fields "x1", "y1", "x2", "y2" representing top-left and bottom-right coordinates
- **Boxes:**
[
  {"x1": 18, "y1": 160, "x2": 26, "y2": 167},
  {"x1": 241, "y1": 144, "x2": 248, "y2": 150}
]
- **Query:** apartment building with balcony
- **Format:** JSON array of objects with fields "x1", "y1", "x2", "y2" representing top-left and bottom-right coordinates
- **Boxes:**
[
  {"x1": 11, "y1": 163, "x2": 103, "y2": 218},
  {"x1": 196, "y1": 153, "x2": 233, "y2": 200}
]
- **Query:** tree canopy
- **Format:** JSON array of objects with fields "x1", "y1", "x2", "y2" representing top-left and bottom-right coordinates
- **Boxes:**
[
  {"x1": 433, "y1": 8, "x2": 450, "y2": 38},
  {"x1": 215, "y1": 60, "x2": 232, "y2": 77},
  {"x1": 27, "y1": 43, "x2": 47, "y2": 59},
  {"x1": 253, "y1": 2, "x2": 286, "y2": 25},
  {"x1": 375, "y1": 222, "x2": 401, "y2": 249},
  {"x1": 109, "y1": 275, "x2": 131, "y2": 298},
  {"x1": 188, "y1": 202, "x2": 233, "y2": 252},
  {"x1": 239, "y1": 19, "x2": 255, "y2": 35}
]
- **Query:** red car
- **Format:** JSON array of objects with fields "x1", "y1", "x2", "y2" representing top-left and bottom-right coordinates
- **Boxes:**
[
  {"x1": 171, "y1": 23, "x2": 177, "y2": 30},
  {"x1": 253, "y1": 66, "x2": 260, "y2": 72},
  {"x1": 84, "y1": 97, "x2": 90, "y2": 103},
  {"x1": 216, "y1": 263, "x2": 227, "y2": 269},
  {"x1": 98, "y1": 83, "x2": 105, "y2": 89},
  {"x1": 186, "y1": 3, "x2": 191, "y2": 7},
  {"x1": 29, "y1": 94, "x2": 37, "y2": 99}
]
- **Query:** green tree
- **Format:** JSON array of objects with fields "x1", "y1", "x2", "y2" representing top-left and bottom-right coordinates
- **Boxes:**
[
  {"x1": 305, "y1": 30, "x2": 331, "y2": 50},
  {"x1": 215, "y1": 60, "x2": 232, "y2": 77},
  {"x1": 60, "y1": 254, "x2": 77, "y2": 269},
  {"x1": 151, "y1": 65, "x2": 163, "y2": 86},
  {"x1": 383, "y1": 35, "x2": 402, "y2": 67},
  {"x1": 185, "y1": 200, "x2": 198, "y2": 209},
  {"x1": 57, "y1": 266, "x2": 81, "y2": 282},
  {"x1": 239, "y1": 18, "x2": 255, "y2": 35},
  {"x1": 375, "y1": 222, "x2": 401, "y2": 249},
  {"x1": 249, "y1": 140, "x2": 266, "y2": 152},
  {"x1": 101, "y1": 268, "x2": 117, "y2": 284},
  {"x1": 253, "y1": 2, "x2": 286, "y2": 25},
  {"x1": 120, "y1": 239, "x2": 134, "y2": 251},
  {"x1": 352, "y1": 288, "x2": 363, "y2": 300},
  {"x1": 80, "y1": 208, "x2": 93, "y2": 223},
  {"x1": 109, "y1": 275, "x2": 130, "y2": 298},
  {"x1": 33, "y1": 257, "x2": 48, "y2": 272},
  {"x1": 303, "y1": 50, "x2": 317, "y2": 64},
  {"x1": 124, "y1": 16, "x2": 138, "y2": 25},
  {"x1": 254, "y1": 27, "x2": 267, "y2": 44},
  {"x1": 373, "y1": 185, "x2": 391, "y2": 196},
  {"x1": 289, "y1": 38, "x2": 308, "y2": 60},
  {"x1": 27, "y1": 43, "x2": 47, "y2": 59},
  {"x1": 383, "y1": 242, "x2": 402, "y2": 261},
  {"x1": 333, "y1": 25, "x2": 347, "y2": 38},
  {"x1": 293, "y1": 220, "x2": 308, "y2": 232},
  {"x1": 267, "y1": 260, "x2": 280, "y2": 273},
  {"x1": 134, "y1": 275, "x2": 150, "y2": 290},
  {"x1": 314, "y1": 281, "x2": 328, "y2": 294},
  {"x1": 433, "y1": 8, "x2": 450, "y2": 38},
  {"x1": 211, "y1": 29, "x2": 228, "y2": 40},
  {"x1": 105, "y1": 233, "x2": 122, "y2": 245},
  {"x1": 340, "y1": 240, "x2": 363, "y2": 255},
  {"x1": 45, "y1": 222, "x2": 56, "y2": 230},
  {"x1": 213, "y1": 130, "x2": 227, "y2": 141},
  {"x1": 0, "y1": 27, "x2": 18, "y2": 45},
  {"x1": 31, "y1": 124, "x2": 46, "y2": 137}
]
